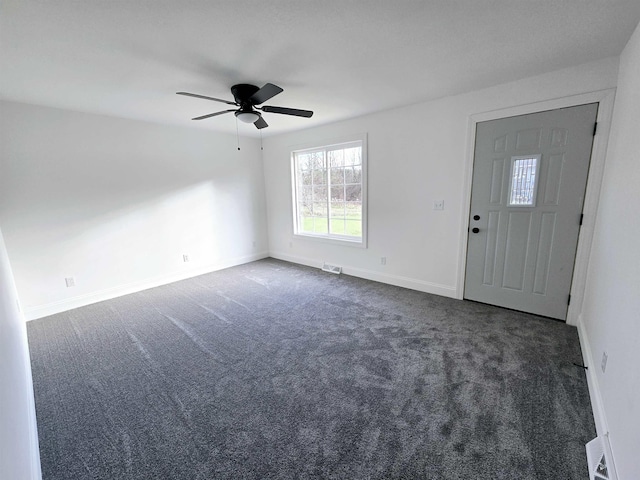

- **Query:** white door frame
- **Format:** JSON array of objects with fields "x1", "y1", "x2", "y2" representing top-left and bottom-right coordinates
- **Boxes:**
[{"x1": 456, "y1": 88, "x2": 616, "y2": 326}]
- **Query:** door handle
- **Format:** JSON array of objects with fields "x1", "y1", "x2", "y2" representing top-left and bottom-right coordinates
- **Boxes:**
[{"x1": 472, "y1": 227, "x2": 480, "y2": 234}]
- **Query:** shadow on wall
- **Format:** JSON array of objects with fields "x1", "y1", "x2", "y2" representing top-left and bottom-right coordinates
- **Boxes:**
[
  {"x1": 7, "y1": 180, "x2": 264, "y2": 310},
  {"x1": 0, "y1": 101, "x2": 267, "y2": 314}
]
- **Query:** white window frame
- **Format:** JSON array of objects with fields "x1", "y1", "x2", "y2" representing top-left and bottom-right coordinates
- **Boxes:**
[{"x1": 291, "y1": 133, "x2": 368, "y2": 247}]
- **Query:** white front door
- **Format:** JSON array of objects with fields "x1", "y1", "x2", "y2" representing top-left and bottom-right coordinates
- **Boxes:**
[{"x1": 464, "y1": 103, "x2": 598, "y2": 320}]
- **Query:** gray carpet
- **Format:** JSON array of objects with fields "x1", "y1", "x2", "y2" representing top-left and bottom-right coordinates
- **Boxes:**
[{"x1": 27, "y1": 258, "x2": 595, "y2": 479}]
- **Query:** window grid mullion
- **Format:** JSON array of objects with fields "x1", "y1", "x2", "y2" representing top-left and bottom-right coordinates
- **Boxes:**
[
  {"x1": 325, "y1": 149, "x2": 331, "y2": 234},
  {"x1": 296, "y1": 156, "x2": 302, "y2": 232},
  {"x1": 343, "y1": 167, "x2": 347, "y2": 234}
]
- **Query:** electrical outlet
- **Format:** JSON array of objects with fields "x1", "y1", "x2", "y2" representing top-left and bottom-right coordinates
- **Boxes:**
[
  {"x1": 601, "y1": 351, "x2": 608, "y2": 373},
  {"x1": 381, "y1": 257, "x2": 387, "y2": 265},
  {"x1": 183, "y1": 254, "x2": 190, "y2": 263},
  {"x1": 65, "y1": 277, "x2": 75, "y2": 287},
  {"x1": 433, "y1": 200, "x2": 445, "y2": 210}
]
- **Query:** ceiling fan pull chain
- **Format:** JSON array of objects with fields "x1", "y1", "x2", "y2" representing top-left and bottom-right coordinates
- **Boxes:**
[
  {"x1": 260, "y1": 129, "x2": 263, "y2": 151},
  {"x1": 236, "y1": 117, "x2": 241, "y2": 151}
]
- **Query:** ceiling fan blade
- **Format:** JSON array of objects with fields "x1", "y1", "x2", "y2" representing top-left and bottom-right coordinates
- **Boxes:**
[
  {"x1": 192, "y1": 109, "x2": 236, "y2": 120},
  {"x1": 250, "y1": 83, "x2": 283, "y2": 105},
  {"x1": 177, "y1": 92, "x2": 237, "y2": 106},
  {"x1": 261, "y1": 105, "x2": 314, "y2": 118},
  {"x1": 254, "y1": 116, "x2": 268, "y2": 129}
]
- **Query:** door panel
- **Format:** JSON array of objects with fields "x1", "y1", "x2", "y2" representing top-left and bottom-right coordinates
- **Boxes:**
[
  {"x1": 532, "y1": 212, "x2": 556, "y2": 295},
  {"x1": 543, "y1": 155, "x2": 564, "y2": 204},
  {"x1": 502, "y1": 211, "x2": 531, "y2": 291},
  {"x1": 464, "y1": 103, "x2": 598, "y2": 320}
]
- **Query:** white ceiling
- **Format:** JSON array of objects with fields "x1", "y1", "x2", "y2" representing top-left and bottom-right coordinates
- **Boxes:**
[{"x1": 2, "y1": 1, "x2": 640, "y2": 137}]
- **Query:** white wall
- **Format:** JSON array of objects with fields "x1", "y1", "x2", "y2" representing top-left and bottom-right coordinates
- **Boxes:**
[
  {"x1": 0, "y1": 227, "x2": 42, "y2": 479},
  {"x1": 0, "y1": 50, "x2": 634, "y2": 478},
  {"x1": 263, "y1": 57, "x2": 619, "y2": 297},
  {"x1": 579, "y1": 22, "x2": 640, "y2": 479},
  {"x1": 0, "y1": 101, "x2": 269, "y2": 319}
]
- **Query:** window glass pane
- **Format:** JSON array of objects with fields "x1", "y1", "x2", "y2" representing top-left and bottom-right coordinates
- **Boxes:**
[
  {"x1": 300, "y1": 216, "x2": 313, "y2": 233},
  {"x1": 311, "y1": 152, "x2": 324, "y2": 170},
  {"x1": 345, "y1": 184, "x2": 361, "y2": 202},
  {"x1": 329, "y1": 149, "x2": 344, "y2": 168},
  {"x1": 345, "y1": 167, "x2": 359, "y2": 184},
  {"x1": 330, "y1": 186, "x2": 344, "y2": 202},
  {"x1": 299, "y1": 184, "x2": 312, "y2": 204},
  {"x1": 313, "y1": 217, "x2": 328, "y2": 234},
  {"x1": 299, "y1": 185, "x2": 312, "y2": 201},
  {"x1": 330, "y1": 167, "x2": 345, "y2": 185},
  {"x1": 343, "y1": 167, "x2": 352, "y2": 184},
  {"x1": 300, "y1": 202, "x2": 313, "y2": 218},
  {"x1": 298, "y1": 169, "x2": 312, "y2": 186},
  {"x1": 312, "y1": 201, "x2": 328, "y2": 217},
  {"x1": 312, "y1": 168, "x2": 326, "y2": 185},
  {"x1": 330, "y1": 202, "x2": 346, "y2": 217},
  {"x1": 344, "y1": 219, "x2": 361, "y2": 237},
  {"x1": 352, "y1": 165, "x2": 362, "y2": 184},
  {"x1": 313, "y1": 185, "x2": 327, "y2": 200},
  {"x1": 346, "y1": 201, "x2": 361, "y2": 216},
  {"x1": 295, "y1": 153, "x2": 310, "y2": 171},
  {"x1": 343, "y1": 147, "x2": 361, "y2": 166},
  {"x1": 509, "y1": 156, "x2": 539, "y2": 206},
  {"x1": 330, "y1": 217, "x2": 347, "y2": 235}
]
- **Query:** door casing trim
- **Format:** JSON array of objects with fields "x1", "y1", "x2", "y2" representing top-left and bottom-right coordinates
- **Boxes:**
[{"x1": 457, "y1": 88, "x2": 617, "y2": 326}]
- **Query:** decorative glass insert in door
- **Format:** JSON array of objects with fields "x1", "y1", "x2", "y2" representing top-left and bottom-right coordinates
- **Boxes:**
[{"x1": 508, "y1": 154, "x2": 541, "y2": 206}]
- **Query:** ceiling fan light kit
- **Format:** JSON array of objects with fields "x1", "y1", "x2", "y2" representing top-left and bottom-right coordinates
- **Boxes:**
[
  {"x1": 235, "y1": 111, "x2": 261, "y2": 123},
  {"x1": 177, "y1": 83, "x2": 313, "y2": 130}
]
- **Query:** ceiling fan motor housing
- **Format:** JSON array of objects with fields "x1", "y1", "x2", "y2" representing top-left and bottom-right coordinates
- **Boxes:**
[{"x1": 231, "y1": 84, "x2": 261, "y2": 107}]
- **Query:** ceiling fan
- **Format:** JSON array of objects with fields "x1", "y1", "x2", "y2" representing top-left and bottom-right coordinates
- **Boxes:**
[{"x1": 177, "y1": 83, "x2": 313, "y2": 129}]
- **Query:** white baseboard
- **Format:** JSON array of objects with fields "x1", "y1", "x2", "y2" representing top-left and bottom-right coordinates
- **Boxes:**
[
  {"x1": 270, "y1": 251, "x2": 457, "y2": 298},
  {"x1": 18, "y1": 317, "x2": 43, "y2": 479},
  {"x1": 577, "y1": 315, "x2": 619, "y2": 479},
  {"x1": 24, "y1": 252, "x2": 269, "y2": 321},
  {"x1": 577, "y1": 316, "x2": 608, "y2": 436}
]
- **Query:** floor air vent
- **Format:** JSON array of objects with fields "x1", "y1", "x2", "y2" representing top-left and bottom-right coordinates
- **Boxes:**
[
  {"x1": 321, "y1": 263, "x2": 342, "y2": 274},
  {"x1": 586, "y1": 436, "x2": 616, "y2": 480}
]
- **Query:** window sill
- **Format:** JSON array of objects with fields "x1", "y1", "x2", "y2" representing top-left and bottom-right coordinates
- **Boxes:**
[{"x1": 293, "y1": 232, "x2": 367, "y2": 249}]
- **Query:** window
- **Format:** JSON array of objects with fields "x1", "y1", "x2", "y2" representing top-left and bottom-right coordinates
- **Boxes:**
[
  {"x1": 508, "y1": 155, "x2": 541, "y2": 206},
  {"x1": 292, "y1": 135, "x2": 367, "y2": 245}
]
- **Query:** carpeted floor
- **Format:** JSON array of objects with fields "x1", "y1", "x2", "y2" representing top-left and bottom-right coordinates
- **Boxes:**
[{"x1": 27, "y1": 258, "x2": 595, "y2": 479}]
